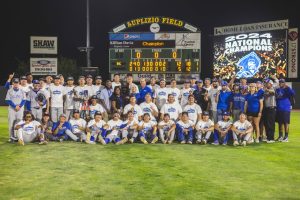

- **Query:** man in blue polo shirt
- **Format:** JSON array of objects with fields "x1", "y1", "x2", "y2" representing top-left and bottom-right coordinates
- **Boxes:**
[
  {"x1": 216, "y1": 81, "x2": 232, "y2": 122},
  {"x1": 275, "y1": 79, "x2": 295, "y2": 142},
  {"x1": 138, "y1": 78, "x2": 152, "y2": 104}
]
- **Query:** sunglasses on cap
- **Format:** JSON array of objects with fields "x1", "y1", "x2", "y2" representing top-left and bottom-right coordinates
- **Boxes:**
[{"x1": 25, "y1": 115, "x2": 32, "y2": 118}]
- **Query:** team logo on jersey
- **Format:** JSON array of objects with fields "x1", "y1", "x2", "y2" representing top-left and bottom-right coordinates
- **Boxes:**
[
  {"x1": 53, "y1": 90, "x2": 62, "y2": 95},
  {"x1": 186, "y1": 108, "x2": 196, "y2": 113},
  {"x1": 167, "y1": 107, "x2": 176, "y2": 112},
  {"x1": 183, "y1": 92, "x2": 190, "y2": 97},
  {"x1": 236, "y1": 52, "x2": 261, "y2": 78},
  {"x1": 143, "y1": 107, "x2": 151, "y2": 113},
  {"x1": 158, "y1": 91, "x2": 167, "y2": 96},
  {"x1": 24, "y1": 126, "x2": 34, "y2": 131}
]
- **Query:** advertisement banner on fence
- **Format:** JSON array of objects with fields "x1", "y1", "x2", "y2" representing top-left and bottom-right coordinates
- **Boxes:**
[
  {"x1": 288, "y1": 28, "x2": 298, "y2": 78},
  {"x1": 30, "y1": 58, "x2": 57, "y2": 75},
  {"x1": 30, "y1": 36, "x2": 57, "y2": 54}
]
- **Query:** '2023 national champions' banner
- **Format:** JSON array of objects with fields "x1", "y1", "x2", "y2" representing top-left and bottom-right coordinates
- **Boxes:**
[{"x1": 213, "y1": 20, "x2": 289, "y2": 79}]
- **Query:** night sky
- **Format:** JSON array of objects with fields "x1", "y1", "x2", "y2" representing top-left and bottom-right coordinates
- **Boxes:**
[{"x1": 0, "y1": 0, "x2": 299, "y2": 83}]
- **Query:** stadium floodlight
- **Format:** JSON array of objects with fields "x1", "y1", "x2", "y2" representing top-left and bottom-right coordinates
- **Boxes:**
[{"x1": 77, "y1": 0, "x2": 93, "y2": 67}]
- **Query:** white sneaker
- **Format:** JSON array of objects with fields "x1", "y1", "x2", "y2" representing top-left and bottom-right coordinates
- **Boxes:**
[
  {"x1": 202, "y1": 139, "x2": 207, "y2": 145},
  {"x1": 99, "y1": 138, "x2": 106, "y2": 145},
  {"x1": 255, "y1": 139, "x2": 260, "y2": 143},
  {"x1": 233, "y1": 141, "x2": 239, "y2": 146},
  {"x1": 242, "y1": 141, "x2": 247, "y2": 147},
  {"x1": 266, "y1": 140, "x2": 275, "y2": 144},
  {"x1": 277, "y1": 137, "x2": 283, "y2": 142},
  {"x1": 282, "y1": 137, "x2": 289, "y2": 142},
  {"x1": 196, "y1": 139, "x2": 201, "y2": 144}
]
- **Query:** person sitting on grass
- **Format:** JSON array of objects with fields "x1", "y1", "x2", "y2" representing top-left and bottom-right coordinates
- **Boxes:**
[
  {"x1": 231, "y1": 112, "x2": 253, "y2": 147},
  {"x1": 138, "y1": 113, "x2": 158, "y2": 144},
  {"x1": 104, "y1": 112, "x2": 123, "y2": 145},
  {"x1": 86, "y1": 111, "x2": 108, "y2": 144},
  {"x1": 15, "y1": 112, "x2": 47, "y2": 145},
  {"x1": 69, "y1": 109, "x2": 87, "y2": 142},
  {"x1": 119, "y1": 111, "x2": 139, "y2": 144},
  {"x1": 41, "y1": 112, "x2": 53, "y2": 141},
  {"x1": 158, "y1": 113, "x2": 176, "y2": 144},
  {"x1": 195, "y1": 111, "x2": 214, "y2": 144},
  {"x1": 176, "y1": 112, "x2": 194, "y2": 144},
  {"x1": 52, "y1": 113, "x2": 80, "y2": 142},
  {"x1": 213, "y1": 111, "x2": 232, "y2": 145}
]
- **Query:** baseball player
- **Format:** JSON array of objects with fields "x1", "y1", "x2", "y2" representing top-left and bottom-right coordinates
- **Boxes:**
[
  {"x1": 139, "y1": 93, "x2": 159, "y2": 122},
  {"x1": 213, "y1": 111, "x2": 232, "y2": 145},
  {"x1": 52, "y1": 114, "x2": 79, "y2": 142},
  {"x1": 123, "y1": 95, "x2": 143, "y2": 121},
  {"x1": 176, "y1": 112, "x2": 194, "y2": 144},
  {"x1": 15, "y1": 112, "x2": 47, "y2": 145},
  {"x1": 169, "y1": 79, "x2": 180, "y2": 103},
  {"x1": 69, "y1": 110, "x2": 87, "y2": 142},
  {"x1": 195, "y1": 111, "x2": 214, "y2": 144},
  {"x1": 5, "y1": 78, "x2": 26, "y2": 141},
  {"x1": 119, "y1": 111, "x2": 139, "y2": 144},
  {"x1": 179, "y1": 80, "x2": 194, "y2": 108},
  {"x1": 183, "y1": 94, "x2": 202, "y2": 125},
  {"x1": 138, "y1": 113, "x2": 158, "y2": 144},
  {"x1": 49, "y1": 75, "x2": 66, "y2": 122},
  {"x1": 26, "y1": 80, "x2": 48, "y2": 121},
  {"x1": 157, "y1": 113, "x2": 176, "y2": 144},
  {"x1": 64, "y1": 76, "x2": 75, "y2": 120},
  {"x1": 104, "y1": 112, "x2": 123, "y2": 144},
  {"x1": 89, "y1": 95, "x2": 106, "y2": 120},
  {"x1": 231, "y1": 112, "x2": 253, "y2": 146},
  {"x1": 153, "y1": 79, "x2": 171, "y2": 110},
  {"x1": 85, "y1": 74, "x2": 97, "y2": 97},
  {"x1": 160, "y1": 94, "x2": 182, "y2": 121},
  {"x1": 73, "y1": 76, "x2": 88, "y2": 110},
  {"x1": 86, "y1": 111, "x2": 108, "y2": 144}
]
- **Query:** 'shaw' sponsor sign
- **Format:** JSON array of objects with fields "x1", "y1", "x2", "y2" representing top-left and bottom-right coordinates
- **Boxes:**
[{"x1": 30, "y1": 36, "x2": 57, "y2": 54}]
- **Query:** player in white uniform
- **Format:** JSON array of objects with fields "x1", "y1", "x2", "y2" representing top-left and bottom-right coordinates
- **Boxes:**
[
  {"x1": 195, "y1": 111, "x2": 214, "y2": 144},
  {"x1": 138, "y1": 113, "x2": 158, "y2": 144},
  {"x1": 27, "y1": 80, "x2": 48, "y2": 121},
  {"x1": 88, "y1": 95, "x2": 106, "y2": 120},
  {"x1": 139, "y1": 93, "x2": 158, "y2": 122},
  {"x1": 154, "y1": 79, "x2": 171, "y2": 110},
  {"x1": 94, "y1": 76, "x2": 105, "y2": 99},
  {"x1": 169, "y1": 79, "x2": 181, "y2": 103},
  {"x1": 15, "y1": 112, "x2": 47, "y2": 145},
  {"x1": 183, "y1": 94, "x2": 202, "y2": 125},
  {"x1": 85, "y1": 74, "x2": 97, "y2": 97},
  {"x1": 5, "y1": 78, "x2": 27, "y2": 141},
  {"x1": 158, "y1": 113, "x2": 176, "y2": 144},
  {"x1": 180, "y1": 80, "x2": 194, "y2": 108},
  {"x1": 176, "y1": 112, "x2": 195, "y2": 144},
  {"x1": 86, "y1": 111, "x2": 108, "y2": 144},
  {"x1": 112, "y1": 74, "x2": 122, "y2": 90},
  {"x1": 69, "y1": 110, "x2": 87, "y2": 142},
  {"x1": 160, "y1": 94, "x2": 182, "y2": 121},
  {"x1": 213, "y1": 111, "x2": 232, "y2": 145},
  {"x1": 119, "y1": 111, "x2": 139, "y2": 144},
  {"x1": 231, "y1": 112, "x2": 253, "y2": 146},
  {"x1": 104, "y1": 112, "x2": 123, "y2": 144},
  {"x1": 64, "y1": 77, "x2": 75, "y2": 120},
  {"x1": 49, "y1": 75, "x2": 65, "y2": 122},
  {"x1": 123, "y1": 95, "x2": 143, "y2": 121},
  {"x1": 73, "y1": 76, "x2": 88, "y2": 110}
]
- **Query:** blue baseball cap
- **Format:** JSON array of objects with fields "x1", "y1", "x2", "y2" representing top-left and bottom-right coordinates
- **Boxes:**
[
  {"x1": 196, "y1": 80, "x2": 203, "y2": 84},
  {"x1": 279, "y1": 78, "x2": 285, "y2": 83},
  {"x1": 203, "y1": 111, "x2": 209, "y2": 116},
  {"x1": 32, "y1": 80, "x2": 39, "y2": 84},
  {"x1": 221, "y1": 81, "x2": 228, "y2": 86},
  {"x1": 223, "y1": 111, "x2": 230, "y2": 116}
]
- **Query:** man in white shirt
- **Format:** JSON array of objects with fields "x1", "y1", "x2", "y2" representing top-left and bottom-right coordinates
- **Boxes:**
[
  {"x1": 169, "y1": 79, "x2": 180, "y2": 103},
  {"x1": 49, "y1": 75, "x2": 65, "y2": 122},
  {"x1": 73, "y1": 76, "x2": 88, "y2": 110},
  {"x1": 123, "y1": 95, "x2": 143, "y2": 121},
  {"x1": 154, "y1": 79, "x2": 171, "y2": 110},
  {"x1": 213, "y1": 111, "x2": 232, "y2": 145},
  {"x1": 69, "y1": 110, "x2": 87, "y2": 142},
  {"x1": 183, "y1": 94, "x2": 202, "y2": 125},
  {"x1": 64, "y1": 77, "x2": 75, "y2": 120},
  {"x1": 112, "y1": 74, "x2": 122, "y2": 90},
  {"x1": 195, "y1": 111, "x2": 214, "y2": 144},
  {"x1": 160, "y1": 94, "x2": 182, "y2": 121},
  {"x1": 158, "y1": 113, "x2": 176, "y2": 144},
  {"x1": 180, "y1": 80, "x2": 194, "y2": 108},
  {"x1": 231, "y1": 112, "x2": 253, "y2": 146},
  {"x1": 140, "y1": 93, "x2": 158, "y2": 122},
  {"x1": 100, "y1": 80, "x2": 113, "y2": 114}
]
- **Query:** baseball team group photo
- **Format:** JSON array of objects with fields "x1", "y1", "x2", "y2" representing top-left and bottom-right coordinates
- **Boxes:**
[{"x1": 0, "y1": 0, "x2": 299, "y2": 199}]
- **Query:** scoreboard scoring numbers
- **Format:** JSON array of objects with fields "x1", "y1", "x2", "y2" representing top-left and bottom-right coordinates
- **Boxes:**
[{"x1": 109, "y1": 32, "x2": 201, "y2": 73}]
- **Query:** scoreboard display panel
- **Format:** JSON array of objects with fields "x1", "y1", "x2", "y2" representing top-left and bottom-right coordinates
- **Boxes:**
[{"x1": 109, "y1": 32, "x2": 201, "y2": 73}]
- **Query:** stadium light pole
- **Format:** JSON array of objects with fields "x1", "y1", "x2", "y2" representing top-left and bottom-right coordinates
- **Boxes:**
[{"x1": 78, "y1": 0, "x2": 93, "y2": 67}]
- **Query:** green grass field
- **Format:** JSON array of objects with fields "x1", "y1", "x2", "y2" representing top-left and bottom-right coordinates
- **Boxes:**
[{"x1": 0, "y1": 107, "x2": 299, "y2": 200}]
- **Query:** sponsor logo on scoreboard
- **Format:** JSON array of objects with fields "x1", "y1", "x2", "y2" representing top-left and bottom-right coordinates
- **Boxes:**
[
  {"x1": 155, "y1": 33, "x2": 175, "y2": 40},
  {"x1": 109, "y1": 33, "x2": 154, "y2": 41},
  {"x1": 175, "y1": 33, "x2": 200, "y2": 49},
  {"x1": 109, "y1": 40, "x2": 175, "y2": 48}
]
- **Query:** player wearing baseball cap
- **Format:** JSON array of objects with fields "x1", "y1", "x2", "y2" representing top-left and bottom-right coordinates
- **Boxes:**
[
  {"x1": 213, "y1": 111, "x2": 232, "y2": 145},
  {"x1": 195, "y1": 111, "x2": 214, "y2": 144}
]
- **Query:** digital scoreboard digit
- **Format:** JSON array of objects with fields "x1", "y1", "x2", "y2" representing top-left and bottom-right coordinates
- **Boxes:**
[{"x1": 109, "y1": 32, "x2": 201, "y2": 73}]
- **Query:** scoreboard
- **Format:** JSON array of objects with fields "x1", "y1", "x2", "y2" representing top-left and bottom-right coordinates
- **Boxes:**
[{"x1": 109, "y1": 32, "x2": 201, "y2": 73}]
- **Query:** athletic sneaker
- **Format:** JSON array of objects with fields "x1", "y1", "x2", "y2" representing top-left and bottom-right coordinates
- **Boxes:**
[
  {"x1": 282, "y1": 137, "x2": 289, "y2": 142},
  {"x1": 187, "y1": 141, "x2": 193, "y2": 144},
  {"x1": 140, "y1": 137, "x2": 148, "y2": 144},
  {"x1": 89, "y1": 141, "x2": 96, "y2": 144},
  {"x1": 151, "y1": 136, "x2": 158, "y2": 144},
  {"x1": 242, "y1": 141, "x2": 247, "y2": 147},
  {"x1": 202, "y1": 139, "x2": 207, "y2": 145},
  {"x1": 266, "y1": 140, "x2": 275, "y2": 144},
  {"x1": 233, "y1": 141, "x2": 239, "y2": 146},
  {"x1": 39, "y1": 140, "x2": 48, "y2": 145},
  {"x1": 222, "y1": 142, "x2": 227, "y2": 146},
  {"x1": 212, "y1": 141, "x2": 219, "y2": 145},
  {"x1": 129, "y1": 138, "x2": 134, "y2": 143},
  {"x1": 255, "y1": 139, "x2": 260, "y2": 143},
  {"x1": 180, "y1": 140, "x2": 186, "y2": 144},
  {"x1": 59, "y1": 138, "x2": 64, "y2": 143},
  {"x1": 196, "y1": 139, "x2": 201, "y2": 144},
  {"x1": 277, "y1": 136, "x2": 283, "y2": 142},
  {"x1": 98, "y1": 137, "x2": 106, "y2": 145},
  {"x1": 18, "y1": 139, "x2": 24, "y2": 146}
]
